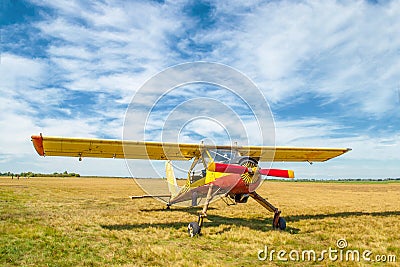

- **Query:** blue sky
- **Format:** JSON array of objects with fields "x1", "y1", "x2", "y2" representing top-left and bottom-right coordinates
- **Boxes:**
[{"x1": 1, "y1": 0, "x2": 399, "y2": 179}]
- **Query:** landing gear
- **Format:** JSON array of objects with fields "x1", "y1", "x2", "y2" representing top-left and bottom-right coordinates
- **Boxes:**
[
  {"x1": 187, "y1": 184, "x2": 215, "y2": 237},
  {"x1": 272, "y1": 217, "x2": 286, "y2": 231},
  {"x1": 186, "y1": 187, "x2": 287, "y2": 236},
  {"x1": 188, "y1": 222, "x2": 201, "y2": 237},
  {"x1": 249, "y1": 191, "x2": 287, "y2": 231},
  {"x1": 187, "y1": 213, "x2": 206, "y2": 237}
]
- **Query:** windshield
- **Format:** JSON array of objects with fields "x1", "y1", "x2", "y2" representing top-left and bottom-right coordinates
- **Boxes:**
[{"x1": 203, "y1": 149, "x2": 238, "y2": 164}]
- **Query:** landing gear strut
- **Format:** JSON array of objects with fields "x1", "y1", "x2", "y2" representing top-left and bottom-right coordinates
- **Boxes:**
[
  {"x1": 249, "y1": 191, "x2": 287, "y2": 230},
  {"x1": 187, "y1": 185, "x2": 215, "y2": 237},
  {"x1": 187, "y1": 188, "x2": 286, "y2": 236}
]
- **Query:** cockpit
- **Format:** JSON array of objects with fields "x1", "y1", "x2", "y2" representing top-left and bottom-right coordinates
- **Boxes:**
[
  {"x1": 188, "y1": 148, "x2": 239, "y2": 183},
  {"x1": 206, "y1": 149, "x2": 237, "y2": 163}
]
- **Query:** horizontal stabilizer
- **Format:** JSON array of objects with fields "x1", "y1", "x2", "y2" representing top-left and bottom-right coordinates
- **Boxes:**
[{"x1": 130, "y1": 195, "x2": 171, "y2": 199}]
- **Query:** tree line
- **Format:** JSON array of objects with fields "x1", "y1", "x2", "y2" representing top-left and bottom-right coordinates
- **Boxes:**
[{"x1": 0, "y1": 171, "x2": 80, "y2": 177}]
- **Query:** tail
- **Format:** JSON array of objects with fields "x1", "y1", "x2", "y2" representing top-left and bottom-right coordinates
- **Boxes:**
[{"x1": 166, "y1": 161, "x2": 179, "y2": 197}]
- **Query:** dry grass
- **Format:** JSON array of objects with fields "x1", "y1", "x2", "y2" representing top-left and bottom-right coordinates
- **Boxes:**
[{"x1": 1, "y1": 176, "x2": 399, "y2": 266}]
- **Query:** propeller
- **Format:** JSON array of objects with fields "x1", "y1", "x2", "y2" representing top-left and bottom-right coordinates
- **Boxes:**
[
  {"x1": 259, "y1": 168, "x2": 294, "y2": 178},
  {"x1": 207, "y1": 162, "x2": 249, "y2": 174}
]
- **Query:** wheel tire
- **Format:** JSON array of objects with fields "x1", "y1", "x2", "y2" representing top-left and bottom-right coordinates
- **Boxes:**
[
  {"x1": 277, "y1": 217, "x2": 286, "y2": 230},
  {"x1": 188, "y1": 222, "x2": 201, "y2": 237}
]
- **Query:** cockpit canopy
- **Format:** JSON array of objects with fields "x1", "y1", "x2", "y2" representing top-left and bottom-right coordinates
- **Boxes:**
[
  {"x1": 202, "y1": 149, "x2": 239, "y2": 165},
  {"x1": 188, "y1": 148, "x2": 241, "y2": 182},
  {"x1": 189, "y1": 148, "x2": 240, "y2": 175}
]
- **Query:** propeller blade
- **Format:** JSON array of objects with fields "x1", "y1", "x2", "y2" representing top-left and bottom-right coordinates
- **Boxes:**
[
  {"x1": 207, "y1": 162, "x2": 249, "y2": 174},
  {"x1": 259, "y1": 168, "x2": 295, "y2": 178}
]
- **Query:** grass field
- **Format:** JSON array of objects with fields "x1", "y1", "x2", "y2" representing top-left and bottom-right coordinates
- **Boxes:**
[{"x1": 1, "y1": 176, "x2": 399, "y2": 266}]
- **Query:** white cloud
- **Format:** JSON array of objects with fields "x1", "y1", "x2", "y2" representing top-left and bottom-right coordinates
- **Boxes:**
[
  {"x1": 271, "y1": 117, "x2": 400, "y2": 178},
  {"x1": 0, "y1": 53, "x2": 46, "y2": 91},
  {"x1": 275, "y1": 117, "x2": 400, "y2": 161},
  {"x1": 0, "y1": 52, "x2": 125, "y2": 174},
  {"x1": 202, "y1": 1, "x2": 400, "y2": 117},
  {"x1": 28, "y1": 1, "x2": 192, "y2": 104}
]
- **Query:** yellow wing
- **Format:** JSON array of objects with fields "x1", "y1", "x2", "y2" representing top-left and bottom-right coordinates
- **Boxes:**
[
  {"x1": 238, "y1": 146, "x2": 351, "y2": 162},
  {"x1": 31, "y1": 135, "x2": 200, "y2": 160},
  {"x1": 31, "y1": 134, "x2": 351, "y2": 162}
]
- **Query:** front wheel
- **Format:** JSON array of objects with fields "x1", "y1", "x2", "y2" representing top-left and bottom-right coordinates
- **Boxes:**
[
  {"x1": 275, "y1": 217, "x2": 286, "y2": 230},
  {"x1": 188, "y1": 222, "x2": 201, "y2": 237}
]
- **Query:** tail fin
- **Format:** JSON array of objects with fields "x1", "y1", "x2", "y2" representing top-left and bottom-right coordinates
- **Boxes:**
[{"x1": 166, "y1": 161, "x2": 179, "y2": 197}]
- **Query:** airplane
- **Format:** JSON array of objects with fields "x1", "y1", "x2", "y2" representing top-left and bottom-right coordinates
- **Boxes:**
[{"x1": 31, "y1": 134, "x2": 351, "y2": 237}]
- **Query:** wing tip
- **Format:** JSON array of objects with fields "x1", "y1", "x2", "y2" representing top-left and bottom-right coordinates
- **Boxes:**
[{"x1": 31, "y1": 133, "x2": 45, "y2": 156}]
